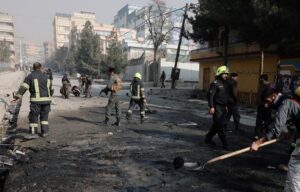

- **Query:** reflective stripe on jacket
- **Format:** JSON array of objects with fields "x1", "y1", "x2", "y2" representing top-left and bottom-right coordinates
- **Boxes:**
[
  {"x1": 130, "y1": 80, "x2": 145, "y2": 100},
  {"x1": 16, "y1": 70, "x2": 52, "y2": 104}
]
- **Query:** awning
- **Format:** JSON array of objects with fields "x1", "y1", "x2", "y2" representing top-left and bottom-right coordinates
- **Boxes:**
[{"x1": 279, "y1": 60, "x2": 300, "y2": 71}]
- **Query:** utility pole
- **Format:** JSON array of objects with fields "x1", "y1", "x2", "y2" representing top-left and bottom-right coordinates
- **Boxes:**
[{"x1": 171, "y1": 3, "x2": 189, "y2": 89}]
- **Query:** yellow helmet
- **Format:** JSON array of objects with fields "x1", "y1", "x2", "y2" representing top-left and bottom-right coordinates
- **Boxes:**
[
  {"x1": 295, "y1": 86, "x2": 300, "y2": 97},
  {"x1": 134, "y1": 72, "x2": 142, "y2": 79},
  {"x1": 216, "y1": 65, "x2": 229, "y2": 76}
]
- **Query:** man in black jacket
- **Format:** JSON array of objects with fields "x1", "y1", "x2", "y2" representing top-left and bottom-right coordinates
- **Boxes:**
[
  {"x1": 254, "y1": 74, "x2": 272, "y2": 139},
  {"x1": 205, "y1": 66, "x2": 230, "y2": 150},
  {"x1": 226, "y1": 73, "x2": 240, "y2": 131},
  {"x1": 14, "y1": 62, "x2": 52, "y2": 137}
]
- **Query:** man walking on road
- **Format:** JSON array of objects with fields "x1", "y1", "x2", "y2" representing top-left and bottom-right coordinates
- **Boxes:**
[
  {"x1": 226, "y1": 73, "x2": 240, "y2": 131},
  {"x1": 205, "y1": 65, "x2": 230, "y2": 150},
  {"x1": 251, "y1": 86, "x2": 300, "y2": 192},
  {"x1": 13, "y1": 62, "x2": 52, "y2": 137},
  {"x1": 84, "y1": 75, "x2": 93, "y2": 98},
  {"x1": 103, "y1": 68, "x2": 122, "y2": 126},
  {"x1": 61, "y1": 73, "x2": 71, "y2": 99},
  {"x1": 160, "y1": 71, "x2": 166, "y2": 88},
  {"x1": 126, "y1": 72, "x2": 146, "y2": 123}
]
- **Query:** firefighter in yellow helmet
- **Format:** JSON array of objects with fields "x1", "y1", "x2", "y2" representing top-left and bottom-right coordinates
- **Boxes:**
[
  {"x1": 126, "y1": 72, "x2": 146, "y2": 123},
  {"x1": 205, "y1": 65, "x2": 230, "y2": 150}
]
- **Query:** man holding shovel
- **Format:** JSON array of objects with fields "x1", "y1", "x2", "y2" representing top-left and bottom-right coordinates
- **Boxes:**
[{"x1": 251, "y1": 87, "x2": 300, "y2": 192}]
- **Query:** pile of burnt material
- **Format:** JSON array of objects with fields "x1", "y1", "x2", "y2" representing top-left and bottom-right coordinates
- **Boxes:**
[{"x1": 0, "y1": 99, "x2": 23, "y2": 191}]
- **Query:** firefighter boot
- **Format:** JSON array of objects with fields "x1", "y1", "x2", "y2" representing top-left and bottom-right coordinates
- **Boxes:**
[
  {"x1": 29, "y1": 127, "x2": 38, "y2": 135},
  {"x1": 112, "y1": 118, "x2": 121, "y2": 126},
  {"x1": 126, "y1": 112, "x2": 132, "y2": 121},
  {"x1": 102, "y1": 118, "x2": 109, "y2": 125}
]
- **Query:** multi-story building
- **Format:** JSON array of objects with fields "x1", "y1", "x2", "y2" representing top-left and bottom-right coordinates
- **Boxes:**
[
  {"x1": 43, "y1": 41, "x2": 54, "y2": 61},
  {"x1": 53, "y1": 13, "x2": 72, "y2": 49},
  {"x1": 115, "y1": 4, "x2": 198, "y2": 83},
  {"x1": 23, "y1": 41, "x2": 44, "y2": 65},
  {"x1": 53, "y1": 11, "x2": 136, "y2": 54},
  {"x1": 114, "y1": 5, "x2": 141, "y2": 29},
  {"x1": 113, "y1": 4, "x2": 193, "y2": 45},
  {"x1": 0, "y1": 12, "x2": 15, "y2": 68},
  {"x1": 14, "y1": 36, "x2": 25, "y2": 68}
]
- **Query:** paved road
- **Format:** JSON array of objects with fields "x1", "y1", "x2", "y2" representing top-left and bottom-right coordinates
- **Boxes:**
[{"x1": 4, "y1": 75, "x2": 288, "y2": 192}]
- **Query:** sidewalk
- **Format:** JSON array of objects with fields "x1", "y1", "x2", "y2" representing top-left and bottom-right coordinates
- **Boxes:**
[
  {"x1": 0, "y1": 71, "x2": 25, "y2": 121},
  {"x1": 146, "y1": 87, "x2": 257, "y2": 127}
]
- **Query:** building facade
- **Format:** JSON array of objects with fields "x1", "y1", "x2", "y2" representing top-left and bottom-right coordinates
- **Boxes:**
[
  {"x1": 53, "y1": 11, "x2": 136, "y2": 54},
  {"x1": 190, "y1": 42, "x2": 300, "y2": 105},
  {"x1": 23, "y1": 41, "x2": 44, "y2": 65},
  {"x1": 43, "y1": 41, "x2": 54, "y2": 61},
  {"x1": 53, "y1": 13, "x2": 72, "y2": 49},
  {"x1": 0, "y1": 12, "x2": 15, "y2": 68},
  {"x1": 114, "y1": 4, "x2": 198, "y2": 83}
]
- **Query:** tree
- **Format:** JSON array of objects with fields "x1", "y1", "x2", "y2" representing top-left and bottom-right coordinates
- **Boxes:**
[
  {"x1": 189, "y1": 0, "x2": 251, "y2": 66},
  {"x1": 76, "y1": 21, "x2": 102, "y2": 76},
  {"x1": 102, "y1": 33, "x2": 128, "y2": 74},
  {"x1": 236, "y1": 0, "x2": 282, "y2": 77},
  {"x1": 65, "y1": 27, "x2": 78, "y2": 75},
  {"x1": 53, "y1": 46, "x2": 68, "y2": 72},
  {"x1": 0, "y1": 40, "x2": 11, "y2": 62},
  {"x1": 276, "y1": 0, "x2": 300, "y2": 56},
  {"x1": 145, "y1": 0, "x2": 174, "y2": 85}
]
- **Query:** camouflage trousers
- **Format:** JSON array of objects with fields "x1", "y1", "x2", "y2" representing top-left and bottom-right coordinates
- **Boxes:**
[
  {"x1": 284, "y1": 141, "x2": 300, "y2": 192},
  {"x1": 105, "y1": 95, "x2": 121, "y2": 122}
]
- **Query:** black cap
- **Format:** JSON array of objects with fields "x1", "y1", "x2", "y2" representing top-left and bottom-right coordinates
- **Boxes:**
[
  {"x1": 230, "y1": 73, "x2": 238, "y2": 77},
  {"x1": 108, "y1": 67, "x2": 115, "y2": 73},
  {"x1": 262, "y1": 88, "x2": 276, "y2": 100}
]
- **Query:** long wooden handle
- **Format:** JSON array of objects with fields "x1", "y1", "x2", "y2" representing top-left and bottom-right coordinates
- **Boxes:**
[{"x1": 206, "y1": 139, "x2": 277, "y2": 164}]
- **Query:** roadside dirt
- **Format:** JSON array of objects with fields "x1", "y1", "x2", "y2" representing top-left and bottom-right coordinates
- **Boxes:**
[{"x1": 3, "y1": 76, "x2": 288, "y2": 192}]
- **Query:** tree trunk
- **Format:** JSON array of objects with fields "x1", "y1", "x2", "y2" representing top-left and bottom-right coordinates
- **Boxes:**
[
  {"x1": 153, "y1": 48, "x2": 158, "y2": 87},
  {"x1": 256, "y1": 49, "x2": 264, "y2": 104}
]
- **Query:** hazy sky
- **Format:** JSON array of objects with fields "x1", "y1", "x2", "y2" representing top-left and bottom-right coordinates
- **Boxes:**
[{"x1": 0, "y1": 0, "x2": 197, "y2": 44}]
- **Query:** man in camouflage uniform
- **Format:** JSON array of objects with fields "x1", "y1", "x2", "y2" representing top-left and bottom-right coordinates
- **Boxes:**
[{"x1": 103, "y1": 68, "x2": 122, "y2": 126}]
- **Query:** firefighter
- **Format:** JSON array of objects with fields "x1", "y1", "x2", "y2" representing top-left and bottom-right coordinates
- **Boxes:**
[
  {"x1": 103, "y1": 68, "x2": 122, "y2": 126},
  {"x1": 13, "y1": 62, "x2": 52, "y2": 137},
  {"x1": 126, "y1": 72, "x2": 146, "y2": 123},
  {"x1": 251, "y1": 86, "x2": 300, "y2": 192},
  {"x1": 205, "y1": 65, "x2": 230, "y2": 150}
]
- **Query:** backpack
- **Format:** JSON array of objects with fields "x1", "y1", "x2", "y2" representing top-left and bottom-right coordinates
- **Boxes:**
[{"x1": 111, "y1": 75, "x2": 123, "y2": 92}]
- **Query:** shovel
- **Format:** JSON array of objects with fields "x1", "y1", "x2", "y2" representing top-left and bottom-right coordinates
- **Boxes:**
[{"x1": 174, "y1": 139, "x2": 277, "y2": 171}]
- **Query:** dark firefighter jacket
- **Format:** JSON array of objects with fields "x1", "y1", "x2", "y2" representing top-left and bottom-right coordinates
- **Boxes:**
[
  {"x1": 15, "y1": 70, "x2": 52, "y2": 104},
  {"x1": 207, "y1": 79, "x2": 229, "y2": 108},
  {"x1": 130, "y1": 80, "x2": 145, "y2": 100}
]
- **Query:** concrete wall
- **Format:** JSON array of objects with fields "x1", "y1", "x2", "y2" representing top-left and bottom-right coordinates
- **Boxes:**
[
  {"x1": 123, "y1": 63, "x2": 144, "y2": 81},
  {"x1": 159, "y1": 58, "x2": 199, "y2": 82},
  {"x1": 123, "y1": 58, "x2": 200, "y2": 82}
]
